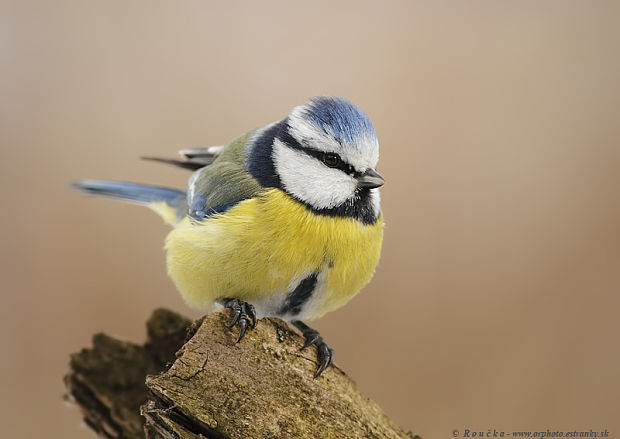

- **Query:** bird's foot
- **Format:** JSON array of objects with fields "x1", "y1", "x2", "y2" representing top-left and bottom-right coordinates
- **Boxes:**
[
  {"x1": 223, "y1": 298, "x2": 256, "y2": 343},
  {"x1": 291, "y1": 320, "x2": 334, "y2": 378}
]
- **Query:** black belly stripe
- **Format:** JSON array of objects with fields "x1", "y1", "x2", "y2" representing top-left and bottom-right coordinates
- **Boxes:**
[{"x1": 279, "y1": 272, "x2": 319, "y2": 316}]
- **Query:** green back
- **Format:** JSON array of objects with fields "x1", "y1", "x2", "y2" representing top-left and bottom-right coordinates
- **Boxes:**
[{"x1": 187, "y1": 130, "x2": 265, "y2": 218}]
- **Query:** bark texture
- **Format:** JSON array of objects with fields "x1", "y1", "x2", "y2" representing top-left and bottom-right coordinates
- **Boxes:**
[{"x1": 65, "y1": 308, "x2": 416, "y2": 439}]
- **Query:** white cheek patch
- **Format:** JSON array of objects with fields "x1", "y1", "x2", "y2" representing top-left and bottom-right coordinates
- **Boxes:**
[{"x1": 273, "y1": 139, "x2": 357, "y2": 209}]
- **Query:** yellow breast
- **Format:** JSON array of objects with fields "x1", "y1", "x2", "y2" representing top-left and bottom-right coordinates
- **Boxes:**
[{"x1": 165, "y1": 188, "x2": 383, "y2": 320}]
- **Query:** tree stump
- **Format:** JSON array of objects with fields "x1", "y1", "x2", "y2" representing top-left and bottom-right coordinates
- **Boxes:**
[{"x1": 65, "y1": 308, "x2": 417, "y2": 439}]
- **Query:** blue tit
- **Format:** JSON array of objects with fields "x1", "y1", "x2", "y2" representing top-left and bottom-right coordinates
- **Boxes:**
[{"x1": 74, "y1": 96, "x2": 384, "y2": 377}]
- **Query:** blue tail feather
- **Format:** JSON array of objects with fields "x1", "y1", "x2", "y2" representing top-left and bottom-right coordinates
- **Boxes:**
[{"x1": 72, "y1": 180, "x2": 186, "y2": 205}]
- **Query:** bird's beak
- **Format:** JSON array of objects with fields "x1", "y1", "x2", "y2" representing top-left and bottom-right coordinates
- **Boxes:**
[{"x1": 356, "y1": 168, "x2": 385, "y2": 189}]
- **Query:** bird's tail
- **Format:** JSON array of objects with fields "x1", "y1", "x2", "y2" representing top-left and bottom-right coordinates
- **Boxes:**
[{"x1": 73, "y1": 180, "x2": 187, "y2": 225}]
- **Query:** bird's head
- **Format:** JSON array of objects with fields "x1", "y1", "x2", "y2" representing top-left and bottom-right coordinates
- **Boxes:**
[{"x1": 248, "y1": 96, "x2": 383, "y2": 223}]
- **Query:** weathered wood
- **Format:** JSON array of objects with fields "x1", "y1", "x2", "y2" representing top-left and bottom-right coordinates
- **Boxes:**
[
  {"x1": 65, "y1": 308, "x2": 417, "y2": 439},
  {"x1": 64, "y1": 309, "x2": 192, "y2": 438}
]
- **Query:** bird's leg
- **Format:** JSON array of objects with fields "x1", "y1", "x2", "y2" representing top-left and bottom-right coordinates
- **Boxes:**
[
  {"x1": 291, "y1": 320, "x2": 334, "y2": 378},
  {"x1": 222, "y1": 298, "x2": 256, "y2": 343}
]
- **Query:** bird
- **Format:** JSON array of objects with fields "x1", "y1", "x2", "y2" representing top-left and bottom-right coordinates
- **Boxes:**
[{"x1": 74, "y1": 96, "x2": 384, "y2": 377}]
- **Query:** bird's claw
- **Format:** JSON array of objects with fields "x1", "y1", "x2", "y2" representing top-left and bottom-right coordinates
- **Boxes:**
[
  {"x1": 224, "y1": 299, "x2": 256, "y2": 342},
  {"x1": 313, "y1": 342, "x2": 334, "y2": 378},
  {"x1": 301, "y1": 332, "x2": 321, "y2": 350},
  {"x1": 293, "y1": 321, "x2": 334, "y2": 378}
]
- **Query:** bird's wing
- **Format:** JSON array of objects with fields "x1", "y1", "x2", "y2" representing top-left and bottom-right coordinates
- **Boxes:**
[
  {"x1": 185, "y1": 131, "x2": 265, "y2": 221},
  {"x1": 142, "y1": 145, "x2": 225, "y2": 171}
]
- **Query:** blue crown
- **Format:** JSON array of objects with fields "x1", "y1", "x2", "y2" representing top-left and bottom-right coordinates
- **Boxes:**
[{"x1": 300, "y1": 96, "x2": 377, "y2": 147}]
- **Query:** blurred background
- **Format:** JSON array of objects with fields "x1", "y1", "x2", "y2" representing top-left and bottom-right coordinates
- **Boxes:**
[{"x1": 1, "y1": 1, "x2": 619, "y2": 438}]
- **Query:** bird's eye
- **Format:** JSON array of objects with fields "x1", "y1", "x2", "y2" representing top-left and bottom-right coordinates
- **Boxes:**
[{"x1": 323, "y1": 153, "x2": 341, "y2": 168}]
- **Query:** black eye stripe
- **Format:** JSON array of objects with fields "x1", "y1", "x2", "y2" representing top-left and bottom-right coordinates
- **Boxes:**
[
  {"x1": 278, "y1": 129, "x2": 360, "y2": 176},
  {"x1": 290, "y1": 144, "x2": 358, "y2": 176}
]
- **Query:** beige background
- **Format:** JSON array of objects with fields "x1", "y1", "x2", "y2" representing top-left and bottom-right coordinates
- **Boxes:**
[{"x1": 1, "y1": 1, "x2": 619, "y2": 438}]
